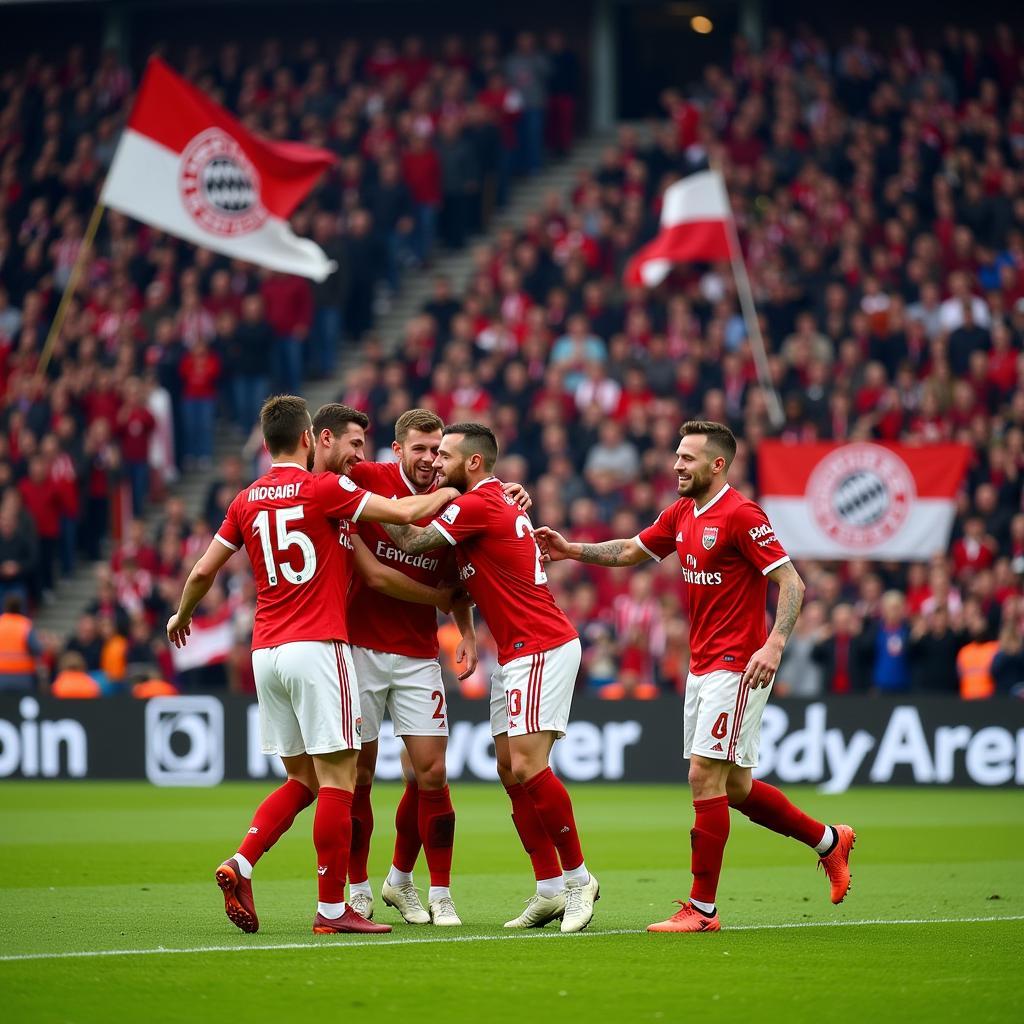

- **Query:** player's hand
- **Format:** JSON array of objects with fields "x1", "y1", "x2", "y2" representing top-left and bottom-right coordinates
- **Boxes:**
[
  {"x1": 502, "y1": 481, "x2": 533, "y2": 512},
  {"x1": 741, "y1": 641, "x2": 782, "y2": 689},
  {"x1": 456, "y1": 638, "x2": 478, "y2": 681},
  {"x1": 166, "y1": 613, "x2": 192, "y2": 648},
  {"x1": 533, "y1": 526, "x2": 571, "y2": 563}
]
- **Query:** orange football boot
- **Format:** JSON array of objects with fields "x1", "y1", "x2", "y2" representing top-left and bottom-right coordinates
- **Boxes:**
[
  {"x1": 215, "y1": 858, "x2": 259, "y2": 934},
  {"x1": 647, "y1": 901, "x2": 721, "y2": 933},
  {"x1": 819, "y1": 824, "x2": 856, "y2": 904}
]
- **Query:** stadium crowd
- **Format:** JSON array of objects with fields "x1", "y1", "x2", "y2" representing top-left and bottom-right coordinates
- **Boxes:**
[{"x1": 1, "y1": 23, "x2": 1023, "y2": 701}]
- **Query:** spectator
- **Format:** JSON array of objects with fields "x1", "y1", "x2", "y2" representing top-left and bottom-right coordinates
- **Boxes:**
[
  {"x1": 309, "y1": 212, "x2": 349, "y2": 378},
  {"x1": 0, "y1": 500, "x2": 38, "y2": 607},
  {"x1": 227, "y1": 296, "x2": 275, "y2": 433},
  {"x1": 64, "y1": 614, "x2": 103, "y2": 672},
  {"x1": 870, "y1": 591, "x2": 912, "y2": 694},
  {"x1": 50, "y1": 651, "x2": 101, "y2": 698},
  {"x1": 17, "y1": 456, "x2": 61, "y2": 599},
  {"x1": 261, "y1": 271, "x2": 313, "y2": 394},
  {"x1": 402, "y1": 132, "x2": 443, "y2": 263},
  {"x1": 776, "y1": 600, "x2": 826, "y2": 696},
  {"x1": 0, "y1": 595, "x2": 42, "y2": 692},
  {"x1": 909, "y1": 607, "x2": 964, "y2": 693},
  {"x1": 505, "y1": 31, "x2": 549, "y2": 174},
  {"x1": 956, "y1": 606, "x2": 1000, "y2": 699},
  {"x1": 115, "y1": 377, "x2": 156, "y2": 517},
  {"x1": 179, "y1": 338, "x2": 221, "y2": 469},
  {"x1": 991, "y1": 624, "x2": 1024, "y2": 696}
]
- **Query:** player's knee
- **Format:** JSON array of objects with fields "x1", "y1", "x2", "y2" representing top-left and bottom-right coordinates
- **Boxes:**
[
  {"x1": 355, "y1": 764, "x2": 375, "y2": 788},
  {"x1": 496, "y1": 760, "x2": 518, "y2": 789},
  {"x1": 509, "y1": 750, "x2": 543, "y2": 785},
  {"x1": 414, "y1": 758, "x2": 447, "y2": 790},
  {"x1": 688, "y1": 758, "x2": 725, "y2": 799},
  {"x1": 725, "y1": 774, "x2": 751, "y2": 807}
]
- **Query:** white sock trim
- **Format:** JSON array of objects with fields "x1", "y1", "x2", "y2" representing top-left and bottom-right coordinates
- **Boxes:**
[
  {"x1": 536, "y1": 876, "x2": 565, "y2": 899},
  {"x1": 428, "y1": 886, "x2": 451, "y2": 903},
  {"x1": 563, "y1": 862, "x2": 590, "y2": 886},
  {"x1": 233, "y1": 853, "x2": 253, "y2": 879},
  {"x1": 690, "y1": 897, "x2": 715, "y2": 915},
  {"x1": 317, "y1": 901, "x2": 346, "y2": 919},
  {"x1": 814, "y1": 825, "x2": 836, "y2": 856},
  {"x1": 387, "y1": 867, "x2": 414, "y2": 886},
  {"x1": 348, "y1": 880, "x2": 372, "y2": 897}
]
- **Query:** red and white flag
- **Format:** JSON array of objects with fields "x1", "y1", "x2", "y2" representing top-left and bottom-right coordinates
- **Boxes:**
[
  {"x1": 102, "y1": 58, "x2": 336, "y2": 281},
  {"x1": 758, "y1": 442, "x2": 972, "y2": 560},
  {"x1": 168, "y1": 605, "x2": 234, "y2": 674},
  {"x1": 624, "y1": 170, "x2": 732, "y2": 287}
]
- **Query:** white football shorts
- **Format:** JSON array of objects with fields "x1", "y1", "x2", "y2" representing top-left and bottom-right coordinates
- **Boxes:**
[
  {"x1": 489, "y1": 638, "x2": 582, "y2": 739},
  {"x1": 251, "y1": 640, "x2": 362, "y2": 757},
  {"x1": 684, "y1": 668, "x2": 772, "y2": 769},
  {"x1": 350, "y1": 646, "x2": 448, "y2": 742}
]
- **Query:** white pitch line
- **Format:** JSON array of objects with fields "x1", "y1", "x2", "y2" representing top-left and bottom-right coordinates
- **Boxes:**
[{"x1": 1, "y1": 914, "x2": 1021, "y2": 963}]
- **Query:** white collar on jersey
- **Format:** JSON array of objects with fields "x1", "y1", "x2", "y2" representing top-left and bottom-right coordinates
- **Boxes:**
[
  {"x1": 691, "y1": 482, "x2": 731, "y2": 518},
  {"x1": 272, "y1": 462, "x2": 308, "y2": 472},
  {"x1": 398, "y1": 461, "x2": 421, "y2": 496},
  {"x1": 471, "y1": 476, "x2": 499, "y2": 491}
]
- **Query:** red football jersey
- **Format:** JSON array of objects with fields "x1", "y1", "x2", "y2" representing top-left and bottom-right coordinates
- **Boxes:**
[
  {"x1": 347, "y1": 460, "x2": 455, "y2": 659},
  {"x1": 431, "y1": 477, "x2": 578, "y2": 664},
  {"x1": 636, "y1": 484, "x2": 791, "y2": 674},
  {"x1": 216, "y1": 462, "x2": 371, "y2": 650}
]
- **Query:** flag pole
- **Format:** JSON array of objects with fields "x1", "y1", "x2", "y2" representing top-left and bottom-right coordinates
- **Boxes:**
[
  {"x1": 712, "y1": 164, "x2": 785, "y2": 429},
  {"x1": 36, "y1": 200, "x2": 106, "y2": 378}
]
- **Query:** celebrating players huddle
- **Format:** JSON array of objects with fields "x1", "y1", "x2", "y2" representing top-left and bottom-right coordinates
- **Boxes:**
[{"x1": 168, "y1": 399, "x2": 855, "y2": 937}]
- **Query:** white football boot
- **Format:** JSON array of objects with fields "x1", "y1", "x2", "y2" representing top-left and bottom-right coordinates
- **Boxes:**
[
  {"x1": 560, "y1": 873, "x2": 600, "y2": 933},
  {"x1": 428, "y1": 895, "x2": 462, "y2": 926},
  {"x1": 348, "y1": 890, "x2": 374, "y2": 920},
  {"x1": 381, "y1": 879, "x2": 430, "y2": 924},
  {"x1": 503, "y1": 891, "x2": 566, "y2": 928}
]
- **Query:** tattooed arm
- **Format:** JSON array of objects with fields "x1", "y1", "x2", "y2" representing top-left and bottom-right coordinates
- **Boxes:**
[
  {"x1": 741, "y1": 561, "x2": 806, "y2": 690},
  {"x1": 533, "y1": 528, "x2": 652, "y2": 567},
  {"x1": 381, "y1": 522, "x2": 451, "y2": 555}
]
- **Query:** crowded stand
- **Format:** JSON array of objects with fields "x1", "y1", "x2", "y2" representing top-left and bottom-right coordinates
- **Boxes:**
[{"x1": 2, "y1": 23, "x2": 1024, "y2": 702}]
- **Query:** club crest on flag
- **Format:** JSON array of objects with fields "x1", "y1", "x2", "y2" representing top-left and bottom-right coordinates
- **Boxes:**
[
  {"x1": 702, "y1": 526, "x2": 719, "y2": 550},
  {"x1": 179, "y1": 128, "x2": 268, "y2": 237}
]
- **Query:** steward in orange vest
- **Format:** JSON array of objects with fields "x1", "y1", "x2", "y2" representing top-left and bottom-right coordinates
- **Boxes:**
[
  {"x1": 50, "y1": 652, "x2": 102, "y2": 699},
  {"x1": 0, "y1": 595, "x2": 41, "y2": 692}
]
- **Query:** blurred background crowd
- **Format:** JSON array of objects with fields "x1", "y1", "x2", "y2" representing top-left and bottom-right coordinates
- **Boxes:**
[{"x1": 1, "y1": 19, "x2": 1023, "y2": 701}]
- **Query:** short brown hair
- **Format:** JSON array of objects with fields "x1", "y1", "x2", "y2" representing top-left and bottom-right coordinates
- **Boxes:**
[
  {"x1": 395, "y1": 408, "x2": 444, "y2": 443},
  {"x1": 312, "y1": 403, "x2": 370, "y2": 438},
  {"x1": 680, "y1": 420, "x2": 737, "y2": 467},
  {"x1": 444, "y1": 422, "x2": 498, "y2": 470},
  {"x1": 260, "y1": 395, "x2": 311, "y2": 456}
]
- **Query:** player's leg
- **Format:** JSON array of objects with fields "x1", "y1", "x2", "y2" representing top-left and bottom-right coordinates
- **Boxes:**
[
  {"x1": 216, "y1": 647, "x2": 313, "y2": 933},
  {"x1": 726, "y1": 762, "x2": 855, "y2": 903},
  {"x1": 347, "y1": 646, "x2": 390, "y2": 915},
  {"x1": 390, "y1": 656, "x2": 458, "y2": 923},
  {"x1": 284, "y1": 640, "x2": 390, "y2": 935},
  {"x1": 649, "y1": 670, "x2": 734, "y2": 933},
  {"x1": 506, "y1": 640, "x2": 598, "y2": 933}
]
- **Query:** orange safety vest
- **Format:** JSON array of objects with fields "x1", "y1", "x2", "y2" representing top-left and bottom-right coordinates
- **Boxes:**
[
  {"x1": 957, "y1": 641, "x2": 999, "y2": 700},
  {"x1": 132, "y1": 679, "x2": 179, "y2": 698},
  {"x1": 0, "y1": 613, "x2": 36, "y2": 675},
  {"x1": 51, "y1": 670, "x2": 102, "y2": 699}
]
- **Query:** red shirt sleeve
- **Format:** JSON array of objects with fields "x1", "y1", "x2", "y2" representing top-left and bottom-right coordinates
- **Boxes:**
[
  {"x1": 636, "y1": 501, "x2": 681, "y2": 562},
  {"x1": 431, "y1": 491, "x2": 488, "y2": 546},
  {"x1": 216, "y1": 494, "x2": 243, "y2": 551},
  {"x1": 311, "y1": 472, "x2": 373, "y2": 521},
  {"x1": 732, "y1": 500, "x2": 790, "y2": 575}
]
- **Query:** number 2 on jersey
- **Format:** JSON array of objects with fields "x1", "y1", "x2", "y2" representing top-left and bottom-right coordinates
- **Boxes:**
[
  {"x1": 253, "y1": 506, "x2": 317, "y2": 586},
  {"x1": 515, "y1": 515, "x2": 548, "y2": 585}
]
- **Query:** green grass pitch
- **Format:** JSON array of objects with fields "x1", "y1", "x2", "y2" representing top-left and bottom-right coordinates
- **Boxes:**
[{"x1": 1, "y1": 782, "x2": 1022, "y2": 1023}]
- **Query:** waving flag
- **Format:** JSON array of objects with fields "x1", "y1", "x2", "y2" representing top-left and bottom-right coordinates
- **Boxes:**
[
  {"x1": 758, "y1": 442, "x2": 972, "y2": 560},
  {"x1": 624, "y1": 170, "x2": 731, "y2": 287},
  {"x1": 102, "y1": 58, "x2": 336, "y2": 281}
]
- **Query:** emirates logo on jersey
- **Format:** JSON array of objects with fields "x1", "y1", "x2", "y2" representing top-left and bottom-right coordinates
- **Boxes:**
[{"x1": 702, "y1": 526, "x2": 719, "y2": 550}]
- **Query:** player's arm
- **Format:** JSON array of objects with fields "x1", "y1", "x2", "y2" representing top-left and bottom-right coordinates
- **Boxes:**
[
  {"x1": 166, "y1": 538, "x2": 236, "y2": 647},
  {"x1": 741, "y1": 561, "x2": 806, "y2": 690},
  {"x1": 380, "y1": 521, "x2": 450, "y2": 555},
  {"x1": 534, "y1": 527, "x2": 651, "y2": 567},
  {"x1": 358, "y1": 487, "x2": 461, "y2": 526},
  {"x1": 451, "y1": 596, "x2": 478, "y2": 680},
  {"x1": 351, "y1": 534, "x2": 453, "y2": 612}
]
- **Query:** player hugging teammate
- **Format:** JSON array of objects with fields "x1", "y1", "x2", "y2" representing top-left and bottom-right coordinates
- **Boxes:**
[{"x1": 171, "y1": 406, "x2": 852, "y2": 938}]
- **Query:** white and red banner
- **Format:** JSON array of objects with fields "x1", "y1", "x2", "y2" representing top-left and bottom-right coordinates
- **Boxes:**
[
  {"x1": 624, "y1": 170, "x2": 732, "y2": 287},
  {"x1": 758, "y1": 442, "x2": 972, "y2": 560},
  {"x1": 102, "y1": 58, "x2": 336, "y2": 281},
  {"x1": 168, "y1": 605, "x2": 234, "y2": 674}
]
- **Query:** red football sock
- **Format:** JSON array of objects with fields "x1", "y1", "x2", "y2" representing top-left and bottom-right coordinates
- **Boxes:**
[
  {"x1": 417, "y1": 785, "x2": 456, "y2": 887},
  {"x1": 504, "y1": 781, "x2": 562, "y2": 880},
  {"x1": 522, "y1": 768, "x2": 584, "y2": 872},
  {"x1": 237, "y1": 778, "x2": 315, "y2": 867},
  {"x1": 732, "y1": 780, "x2": 826, "y2": 848},
  {"x1": 313, "y1": 787, "x2": 353, "y2": 905},
  {"x1": 348, "y1": 783, "x2": 373, "y2": 884},
  {"x1": 690, "y1": 795, "x2": 730, "y2": 907},
  {"x1": 392, "y1": 779, "x2": 422, "y2": 873}
]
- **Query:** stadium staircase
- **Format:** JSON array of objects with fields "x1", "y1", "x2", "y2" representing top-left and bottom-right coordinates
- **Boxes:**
[{"x1": 34, "y1": 130, "x2": 616, "y2": 644}]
